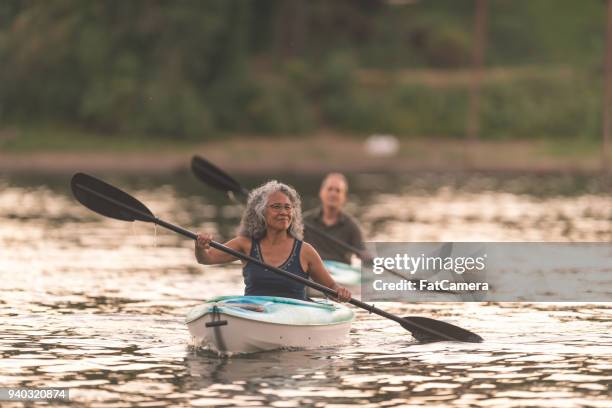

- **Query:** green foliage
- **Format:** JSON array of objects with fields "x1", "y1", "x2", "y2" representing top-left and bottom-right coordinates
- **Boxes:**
[
  {"x1": 0, "y1": 0, "x2": 608, "y2": 142},
  {"x1": 480, "y1": 74, "x2": 602, "y2": 139},
  {"x1": 1, "y1": 0, "x2": 250, "y2": 138},
  {"x1": 315, "y1": 68, "x2": 602, "y2": 140},
  {"x1": 421, "y1": 26, "x2": 471, "y2": 67},
  {"x1": 244, "y1": 82, "x2": 314, "y2": 134}
]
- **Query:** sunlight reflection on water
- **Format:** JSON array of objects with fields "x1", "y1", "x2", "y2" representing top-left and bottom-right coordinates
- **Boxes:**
[{"x1": 0, "y1": 173, "x2": 610, "y2": 407}]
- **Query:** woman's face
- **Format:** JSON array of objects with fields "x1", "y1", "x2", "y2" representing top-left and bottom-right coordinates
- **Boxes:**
[{"x1": 265, "y1": 191, "x2": 293, "y2": 232}]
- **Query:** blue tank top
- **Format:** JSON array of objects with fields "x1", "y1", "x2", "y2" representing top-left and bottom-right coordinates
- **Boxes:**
[{"x1": 243, "y1": 238, "x2": 309, "y2": 300}]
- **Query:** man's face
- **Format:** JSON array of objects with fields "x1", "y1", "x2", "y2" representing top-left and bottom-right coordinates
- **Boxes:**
[{"x1": 319, "y1": 176, "x2": 347, "y2": 209}]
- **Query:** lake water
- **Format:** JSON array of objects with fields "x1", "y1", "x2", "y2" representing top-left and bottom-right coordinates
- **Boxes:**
[{"x1": 1, "y1": 171, "x2": 611, "y2": 407}]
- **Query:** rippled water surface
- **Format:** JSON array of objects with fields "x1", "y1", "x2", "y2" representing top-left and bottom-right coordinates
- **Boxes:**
[{"x1": 1, "y1": 172, "x2": 611, "y2": 407}]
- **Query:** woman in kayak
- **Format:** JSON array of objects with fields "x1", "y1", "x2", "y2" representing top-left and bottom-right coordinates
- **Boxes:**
[{"x1": 195, "y1": 180, "x2": 352, "y2": 302}]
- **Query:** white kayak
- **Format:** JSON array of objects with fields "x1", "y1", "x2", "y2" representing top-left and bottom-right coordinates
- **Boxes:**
[{"x1": 185, "y1": 295, "x2": 354, "y2": 355}]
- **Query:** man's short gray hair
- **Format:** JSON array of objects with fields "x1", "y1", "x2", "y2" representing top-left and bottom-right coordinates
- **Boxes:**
[
  {"x1": 321, "y1": 172, "x2": 348, "y2": 192},
  {"x1": 238, "y1": 180, "x2": 304, "y2": 240}
]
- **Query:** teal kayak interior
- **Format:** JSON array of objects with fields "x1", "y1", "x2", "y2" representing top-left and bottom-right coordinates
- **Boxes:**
[
  {"x1": 185, "y1": 295, "x2": 354, "y2": 326},
  {"x1": 322, "y1": 260, "x2": 361, "y2": 286}
]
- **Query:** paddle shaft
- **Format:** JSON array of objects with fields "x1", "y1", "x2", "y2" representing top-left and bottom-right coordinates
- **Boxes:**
[
  {"x1": 78, "y1": 180, "x2": 405, "y2": 320},
  {"x1": 160, "y1": 219, "x2": 405, "y2": 324},
  {"x1": 211, "y1": 244, "x2": 406, "y2": 325},
  {"x1": 78, "y1": 181, "x2": 406, "y2": 324}
]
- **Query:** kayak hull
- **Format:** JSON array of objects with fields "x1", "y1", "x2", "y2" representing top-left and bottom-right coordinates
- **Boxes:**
[
  {"x1": 188, "y1": 313, "x2": 353, "y2": 354},
  {"x1": 186, "y1": 296, "x2": 354, "y2": 354}
]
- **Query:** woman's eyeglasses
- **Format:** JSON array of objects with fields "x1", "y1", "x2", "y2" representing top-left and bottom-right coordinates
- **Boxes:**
[{"x1": 268, "y1": 203, "x2": 293, "y2": 212}]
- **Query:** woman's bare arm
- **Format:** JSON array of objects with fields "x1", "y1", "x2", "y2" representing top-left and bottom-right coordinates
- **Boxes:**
[
  {"x1": 195, "y1": 234, "x2": 249, "y2": 265},
  {"x1": 301, "y1": 242, "x2": 351, "y2": 301}
]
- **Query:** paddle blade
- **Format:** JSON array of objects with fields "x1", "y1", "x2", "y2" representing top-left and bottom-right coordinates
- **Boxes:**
[
  {"x1": 191, "y1": 155, "x2": 246, "y2": 196},
  {"x1": 71, "y1": 173, "x2": 154, "y2": 223},
  {"x1": 401, "y1": 316, "x2": 483, "y2": 343}
]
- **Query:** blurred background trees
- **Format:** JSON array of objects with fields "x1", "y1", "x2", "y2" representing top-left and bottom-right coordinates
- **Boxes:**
[{"x1": 0, "y1": 0, "x2": 607, "y2": 140}]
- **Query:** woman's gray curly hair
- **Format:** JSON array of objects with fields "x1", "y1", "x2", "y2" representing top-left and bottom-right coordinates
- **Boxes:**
[{"x1": 238, "y1": 180, "x2": 304, "y2": 240}]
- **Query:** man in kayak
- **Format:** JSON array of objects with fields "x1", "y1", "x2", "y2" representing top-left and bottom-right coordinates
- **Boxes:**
[
  {"x1": 303, "y1": 173, "x2": 367, "y2": 264},
  {"x1": 195, "y1": 180, "x2": 351, "y2": 302}
]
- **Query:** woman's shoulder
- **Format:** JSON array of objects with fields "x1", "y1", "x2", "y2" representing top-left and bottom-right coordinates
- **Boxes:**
[
  {"x1": 227, "y1": 235, "x2": 252, "y2": 252},
  {"x1": 299, "y1": 241, "x2": 318, "y2": 257}
]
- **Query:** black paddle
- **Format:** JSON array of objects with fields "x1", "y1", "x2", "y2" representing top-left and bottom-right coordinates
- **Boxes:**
[
  {"x1": 190, "y1": 155, "x2": 456, "y2": 294},
  {"x1": 70, "y1": 172, "x2": 483, "y2": 343}
]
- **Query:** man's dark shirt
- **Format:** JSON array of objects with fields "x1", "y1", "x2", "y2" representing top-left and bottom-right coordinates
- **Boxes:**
[{"x1": 303, "y1": 207, "x2": 365, "y2": 264}]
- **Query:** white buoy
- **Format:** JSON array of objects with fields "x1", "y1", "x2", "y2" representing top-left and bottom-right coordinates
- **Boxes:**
[{"x1": 364, "y1": 134, "x2": 400, "y2": 157}]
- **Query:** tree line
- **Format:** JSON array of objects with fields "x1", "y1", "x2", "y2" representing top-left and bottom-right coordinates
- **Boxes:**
[{"x1": 0, "y1": 0, "x2": 606, "y2": 139}]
